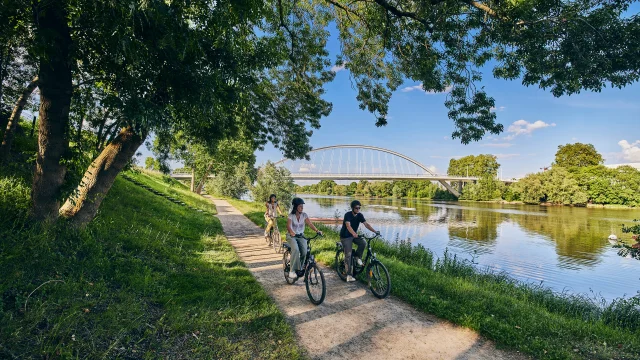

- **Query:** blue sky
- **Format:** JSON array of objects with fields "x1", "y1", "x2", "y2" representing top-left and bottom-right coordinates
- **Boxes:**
[
  {"x1": 139, "y1": 20, "x2": 640, "y2": 180},
  {"x1": 252, "y1": 29, "x2": 640, "y2": 180}
]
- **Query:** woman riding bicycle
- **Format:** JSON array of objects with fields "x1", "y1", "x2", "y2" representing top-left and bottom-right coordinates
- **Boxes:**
[
  {"x1": 264, "y1": 194, "x2": 284, "y2": 242},
  {"x1": 340, "y1": 200, "x2": 380, "y2": 282},
  {"x1": 286, "y1": 197, "x2": 322, "y2": 279}
]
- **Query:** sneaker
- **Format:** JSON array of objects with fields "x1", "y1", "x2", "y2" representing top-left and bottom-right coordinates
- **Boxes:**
[
  {"x1": 355, "y1": 257, "x2": 363, "y2": 266},
  {"x1": 346, "y1": 275, "x2": 356, "y2": 282},
  {"x1": 288, "y1": 271, "x2": 298, "y2": 279}
]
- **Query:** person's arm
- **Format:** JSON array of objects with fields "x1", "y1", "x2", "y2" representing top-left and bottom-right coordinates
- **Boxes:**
[
  {"x1": 345, "y1": 217, "x2": 358, "y2": 238},
  {"x1": 265, "y1": 203, "x2": 269, "y2": 216},
  {"x1": 363, "y1": 221, "x2": 378, "y2": 234},
  {"x1": 305, "y1": 217, "x2": 322, "y2": 235},
  {"x1": 277, "y1": 203, "x2": 284, "y2": 216},
  {"x1": 286, "y1": 217, "x2": 296, "y2": 237}
]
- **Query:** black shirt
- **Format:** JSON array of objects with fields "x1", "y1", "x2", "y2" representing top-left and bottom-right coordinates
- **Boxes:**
[{"x1": 339, "y1": 211, "x2": 366, "y2": 238}]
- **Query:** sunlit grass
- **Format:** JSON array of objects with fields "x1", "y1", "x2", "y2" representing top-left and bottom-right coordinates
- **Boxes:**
[
  {"x1": 0, "y1": 174, "x2": 302, "y2": 359},
  {"x1": 230, "y1": 198, "x2": 640, "y2": 360}
]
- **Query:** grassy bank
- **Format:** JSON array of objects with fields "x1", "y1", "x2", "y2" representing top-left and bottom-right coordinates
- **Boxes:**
[
  {"x1": 229, "y1": 199, "x2": 640, "y2": 360},
  {"x1": 0, "y1": 171, "x2": 303, "y2": 359}
]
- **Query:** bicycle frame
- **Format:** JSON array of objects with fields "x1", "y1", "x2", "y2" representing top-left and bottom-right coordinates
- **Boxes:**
[{"x1": 336, "y1": 233, "x2": 380, "y2": 271}]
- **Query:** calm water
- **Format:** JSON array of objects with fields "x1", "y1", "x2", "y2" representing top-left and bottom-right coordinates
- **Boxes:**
[{"x1": 299, "y1": 195, "x2": 640, "y2": 301}]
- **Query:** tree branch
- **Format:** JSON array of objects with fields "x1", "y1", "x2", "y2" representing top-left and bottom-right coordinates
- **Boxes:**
[{"x1": 372, "y1": 0, "x2": 433, "y2": 31}]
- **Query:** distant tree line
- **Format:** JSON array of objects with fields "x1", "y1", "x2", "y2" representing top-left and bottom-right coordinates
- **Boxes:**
[
  {"x1": 459, "y1": 143, "x2": 640, "y2": 207},
  {"x1": 296, "y1": 179, "x2": 457, "y2": 200},
  {"x1": 297, "y1": 144, "x2": 640, "y2": 207}
]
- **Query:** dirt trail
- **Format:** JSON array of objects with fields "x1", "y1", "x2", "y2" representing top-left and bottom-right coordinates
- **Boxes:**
[{"x1": 210, "y1": 198, "x2": 529, "y2": 360}]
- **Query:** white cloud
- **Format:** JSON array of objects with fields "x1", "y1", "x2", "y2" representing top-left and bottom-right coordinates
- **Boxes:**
[
  {"x1": 401, "y1": 83, "x2": 452, "y2": 94},
  {"x1": 443, "y1": 136, "x2": 449, "y2": 140},
  {"x1": 493, "y1": 153, "x2": 520, "y2": 159},
  {"x1": 504, "y1": 120, "x2": 556, "y2": 140},
  {"x1": 480, "y1": 143, "x2": 513, "y2": 148},
  {"x1": 617, "y1": 140, "x2": 640, "y2": 162},
  {"x1": 490, "y1": 106, "x2": 506, "y2": 112},
  {"x1": 331, "y1": 63, "x2": 347, "y2": 73},
  {"x1": 428, "y1": 165, "x2": 438, "y2": 174}
]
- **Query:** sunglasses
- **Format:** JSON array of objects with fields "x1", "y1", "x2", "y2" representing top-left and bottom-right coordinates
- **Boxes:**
[{"x1": 354, "y1": 206, "x2": 361, "y2": 210}]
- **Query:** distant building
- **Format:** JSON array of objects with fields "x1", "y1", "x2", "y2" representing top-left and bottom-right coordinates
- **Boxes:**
[{"x1": 604, "y1": 163, "x2": 640, "y2": 171}]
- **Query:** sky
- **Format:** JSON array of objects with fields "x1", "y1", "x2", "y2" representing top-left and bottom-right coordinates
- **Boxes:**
[{"x1": 138, "y1": 21, "x2": 640, "y2": 181}]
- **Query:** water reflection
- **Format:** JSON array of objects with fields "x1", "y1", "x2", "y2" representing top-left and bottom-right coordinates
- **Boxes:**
[{"x1": 299, "y1": 195, "x2": 640, "y2": 300}]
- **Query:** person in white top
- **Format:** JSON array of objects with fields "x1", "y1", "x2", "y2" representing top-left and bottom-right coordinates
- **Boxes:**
[
  {"x1": 264, "y1": 194, "x2": 284, "y2": 242},
  {"x1": 286, "y1": 197, "x2": 322, "y2": 279}
]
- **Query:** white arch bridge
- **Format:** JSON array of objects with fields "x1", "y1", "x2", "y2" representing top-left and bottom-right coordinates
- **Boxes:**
[{"x1": 274, "y1": 145, "x2": 499, "y2": 197}]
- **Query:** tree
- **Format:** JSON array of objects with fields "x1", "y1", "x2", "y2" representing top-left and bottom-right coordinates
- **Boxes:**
[
  {"x1": 144, "y1": 157, "x2": 155, "y2": 170},
  {"x1": 448, "y1": 155, "x2": 500, "y2": 177},
  {"x1": 8, "y1": 0, "x2": 333, "y2": 225},
  {"x1": 251, "y1": 162, "x2": 296, "y2": 206},
  {"x1": 554, "y1": 143, "x2": 604, "y2": 168},
  {"x1": 7, "y1": 0, "x2": 640, "y2": 225},
  {"x1": 208, "y1": 162, "x2": 251, "y2": 199}
]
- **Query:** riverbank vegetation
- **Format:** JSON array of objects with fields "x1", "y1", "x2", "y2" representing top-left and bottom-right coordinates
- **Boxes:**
[
  {"x1": 231, "y1": 199, "x2": 640, "y2": 360},
  {"x1": 296, "y1": 179, "x2": 457, "y2": 200},
  {"x1": 297, "y1": 144, "x2": 640, "y2": 207},
  {"x1": 0, "y1": 165, "x2": 303, "y2": 358}
]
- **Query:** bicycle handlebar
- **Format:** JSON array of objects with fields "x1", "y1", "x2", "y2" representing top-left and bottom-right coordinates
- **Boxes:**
[
  {"x1": 359, "y1": 233, "x2": 381, "y2": 241},
  {"x1": 294, "y1": 233, "x2": 323, "y2": 241}
]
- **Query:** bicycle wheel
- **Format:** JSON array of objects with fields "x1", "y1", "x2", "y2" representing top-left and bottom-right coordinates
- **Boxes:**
[
  {"x1": 305, "y1": 263, "x2": 326, "y2": 305},
  {"x1": 272, "y1": 231, "x2": 282, "y2": 253},
  {"x1": 367, "y1": 261, "x2": 391, "y2": 299},
  {"x1": 283, "y1": 250, "x2": 296, "y2": 284},
  {"x1": 335, "y1": 249, "x2": 348, "y2": 281}
]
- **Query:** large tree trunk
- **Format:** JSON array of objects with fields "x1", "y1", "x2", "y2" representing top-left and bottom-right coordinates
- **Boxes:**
[
  {"x1": 59, "y1": 126, "x2": 146, "y2": 226},
  {"x1": 30, "y1": 1, "x2": 74, "y2": 221},
  {"x1": 0, "y1": 76, "x2": 39, "y2": 162}
]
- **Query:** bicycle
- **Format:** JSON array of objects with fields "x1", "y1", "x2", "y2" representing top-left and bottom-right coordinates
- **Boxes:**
[
  {"x1": 335, "y1": 233, "x2": 391, "y2": 299},
  {"x1": 282, "y1": 233, "x2": 326, "y2": 305},
  {"x1": 265, "y1": 216, "x2": 284, "y2": 253}
]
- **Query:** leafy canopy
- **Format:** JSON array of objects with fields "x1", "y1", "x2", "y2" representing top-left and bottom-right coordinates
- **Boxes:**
[{"x1": 554, "y1": 143, "x2": 604, "y2": 168}]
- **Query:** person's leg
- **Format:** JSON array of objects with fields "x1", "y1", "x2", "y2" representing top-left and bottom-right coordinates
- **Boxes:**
[
  {"x1": 353, "y1": 236, "x2": 367, "y2": 264},
  {"x1": 340, "y1": 237, "x2": 354, "y2": 275},
  {"x1": 264, "y1": 215, "x2": 273, "y2": 236},
  {"x1": 288, "y1": 234, "x2": 301, "y2": 276},
  {"x1": 296, "y1": 237, "x2": 308, "y2": 275}
]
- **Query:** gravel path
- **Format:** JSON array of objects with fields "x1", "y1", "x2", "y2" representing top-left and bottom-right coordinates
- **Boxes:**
[{"x1": 210, "y1": 198, "x2": 529, "y2": 360}]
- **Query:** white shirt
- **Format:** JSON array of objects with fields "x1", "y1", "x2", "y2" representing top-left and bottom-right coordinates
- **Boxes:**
[
  {"x1": 266, "y1": 202, "x2": 278, "y2": 217},
  {"x1": 289, "y1": 212, "x2": 308, "y2": 234}
]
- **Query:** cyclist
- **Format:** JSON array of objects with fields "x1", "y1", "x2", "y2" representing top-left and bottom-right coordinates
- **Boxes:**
[
  {"x1": 264, "y1": 194, "x2": 284, "y2": 242},
  {"x1": 339, "y1": 200, "x2": 380, "y2": 282},
  {"x1": 286, "y1": 197, "x2": 322, "y2": 279}
]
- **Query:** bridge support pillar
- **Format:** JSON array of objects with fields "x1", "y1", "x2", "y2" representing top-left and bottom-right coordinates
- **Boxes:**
[
  {"x1": 190, "y1": 169, "x2": 195, "y2": 192},
  {"x1": 457, "y1": 181, "x2": 463, "y2": 193}
]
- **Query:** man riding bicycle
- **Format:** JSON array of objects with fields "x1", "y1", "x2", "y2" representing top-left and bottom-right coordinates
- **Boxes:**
[
  {"x1": 339, "y1": 200, "x2": 380, "y2": 282},
  {"x1": 264, "y1": 194, "x2": 284, "y2": 242}
]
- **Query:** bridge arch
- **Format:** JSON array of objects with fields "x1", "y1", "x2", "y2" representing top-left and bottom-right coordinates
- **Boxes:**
[{"x1": 274, "y1": 144, "x2": 437, "y2": 176}]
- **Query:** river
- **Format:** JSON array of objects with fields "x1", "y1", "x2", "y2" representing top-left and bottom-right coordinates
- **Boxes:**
[{"x1": 298, "y1": 195, "x2": 640, "y2": 302}]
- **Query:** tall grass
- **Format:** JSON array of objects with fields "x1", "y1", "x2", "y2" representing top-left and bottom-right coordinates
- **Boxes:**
[
  {"x1": 0, "y1": 173, "x2": 303, "y2": 359},
  {"x1": 230, "y1": 198, "x2": 640, "y2": 360}
]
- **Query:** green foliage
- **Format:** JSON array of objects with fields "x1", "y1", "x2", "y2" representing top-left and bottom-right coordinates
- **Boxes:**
[
  {"x1": 459, "y1": 175, "x2": 505, "y2": 201},
  {"x1": 251, "y1": 162, "x2": 295, "y2": 206},
  {"x1": 464, "y1": 164, "x2": 640, "y2": 207},
  {"x1": 447, "y1": 154, "x2": 500, "y2": 177},
  {"x1": 0, "y1": 172, "x2": 302, "y2": 359},
  {"x1": 299, "y1": 179, "x2": 457, "y2": 200},
  {"x1": 555, "y1": 143, "x2": 604, "y2": 168},
  {"x1": 208, "y1": 162, "x2": 251, "y2": 199}
]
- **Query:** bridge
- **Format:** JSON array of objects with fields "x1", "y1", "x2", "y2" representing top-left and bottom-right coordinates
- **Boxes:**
[
  {"x1": 172, "y1": 144, "x2": 514, "y2": 197},
  {"x1": 274, "y1": 145, "x2": 490, "y2": 197}
]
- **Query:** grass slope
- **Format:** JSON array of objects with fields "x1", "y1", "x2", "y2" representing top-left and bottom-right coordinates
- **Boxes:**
[
  {"x1": 0, "y1": 172, "x2": 303, "y2": 359},
  {"x1": 229, "y1": 199, "x2": 640, "y2": 360}
]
